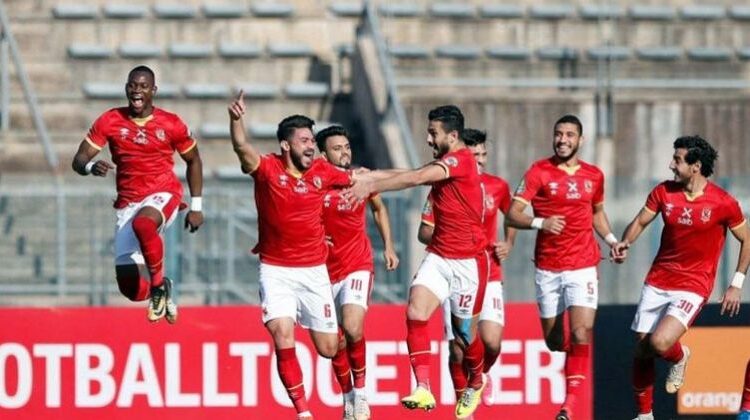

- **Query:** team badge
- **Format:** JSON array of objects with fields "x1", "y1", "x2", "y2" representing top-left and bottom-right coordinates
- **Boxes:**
[
  {"x1": 484, "y1": 195, "x2": 495, "y2": 211},
  {"x1": 312, "y1": 176, "x2": 322, "y2": 189},
  {"x1": 155, "y1": 128, "x2": 166, "y2": 141},
  {"x1": 119, "y1": 128, "x2": 129, "y2": 140},
  {"x1": 584, "y1": 180, "x2": 593, "y2": 193},
  {"x1": 444, "y1": 156, "x2": 459, "y2": 167},
  {"x1": 701, "y1": 207, "x2": 712, "y2": 223}
]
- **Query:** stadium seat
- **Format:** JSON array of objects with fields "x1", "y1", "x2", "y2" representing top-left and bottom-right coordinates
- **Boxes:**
[
  {"x1": 636, "y1": 46, "x2": 682, "y2": 61},
  {"x1": 435, "y1": 45, "x2": 482, "y2": 60},
  {"x1": 153, "y1": 4, "x2": 197, "y2": 19},
  {"x1": 729, "y1": 6, "x2": 750, "y2": 21},
  {"x1": 52, "y1": 4, "x2": 97, "y2": 19},
  {"x1": 234, "y1": 83, "x2": 280, "y2": 99},
  {"x1": 183, "y1": 84, "x2": 231, "y2": 99},
  {"x1": 218, "y1": 43, "x2": 263, "y2": 59},
  {"x1": 329, "y1": 2, "x2": 363, "y2": 17},
  {"x1": 267, "y1": 43, "x2": 313, "y2": 58},
  {"x1": 202, "y1": 4, "x2": 246, "y2": 19},
  {"x1": 486, "y1": 46, "x2": 531, "y2": 60},
  {"x1": 168, "y1": 43, "x2": 213, "y2": 59},
  {"x1": 579, "y1": 4, "x2": 625, "y2": 20},
  {"x1": 379, "y1": 3, "x2": 422, "y2": 17},
  {"x1": 738, "y1": 47, "x2": 750, "y2": 60},
  {"x1": 479, "y1": 4, "x2": 524, "y2": 18},
  {"x1": 587, "y1": 46, "x2": 631, "y2": 61},
  {"x1": 155, "y1": 84, "x2": 180, "y2": 98},
  {"x1": 389, "y1": 44, "x2": 430, "y2": 59},
  {"x1": 214, "y1": 165, "x2": 247, "y2": 180},
  {"x1": 629, "y1": 5, "x2": 676, "y2": 21},
  {"x1": 82, "y1": 83, "x2": 122, "y2": 99},
  {"x1": 199, "y1": 123, "x2": 230, "y2": 139},
  {"x1": 67, "y1": 44, "x2": 113, "y2": 59},
  {"x1": 537, "y1": 47, "x2": 578, "y2": 60},
  {"x1": 529, "y1": 4, "x2": 575, "y2": 20},
  {"x1": 680, "y1": 5, "x2": 725, "y2": 20},
  {"x1": 687, "y1": 47, "x2": 732, "y2": 61},
  {"x1": 102, "y1": 4, "x2": 147, "y2": 19},
  {"x1": 429, "y1": 3, "x2": 474, "y2": 19},
  {"x1": 251, "y1": 3, "x2": 294, "y2": 18},
  {"x1": 249, "y1": 123, "x2": 278, "y2": 139},
  {"x1": 285, "y1": 82, "x2": 329, "y2": 99},
  {"x1": 118, "y1": 43, "x2": 162, "y2": 58}
]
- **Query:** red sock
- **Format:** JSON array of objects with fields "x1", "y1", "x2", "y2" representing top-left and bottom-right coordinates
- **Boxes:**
[
  {"x1": 406, "y1": 319, "x2": 431, "y2": 388},
  {"x1": 632, "y1": 357, "x2": 655, "y2": 414},
  {"x1": 276, "y1": 347, "x2": 309, "y2": 414},
  {"x1": 483, "y1": 346, "x2": 500, "y2": 374},
  {"x1": 563, "y1": 343, "x2": 590, "y2": 412},
  {"x1": 347, "y1": 338, "x2": 366, "y2": 389},
  {"x1": 463, "y1": 336, "x2": 485, "y2": 389},
  {"x1": 449, "y1": 359, "x2": 468, "y2": 399},
  {"x1": 660, "y1": 342, "x2": 684, "y2": 364},
  {"x1": 742, "y1": 359, "x2": 750, "y2": 410},
  {"x1": 131, "y1": 217, "x2": 164, "y2": 288},
  {"x1": 332, "y1": 346, "x2": 353, "y2": 394}
]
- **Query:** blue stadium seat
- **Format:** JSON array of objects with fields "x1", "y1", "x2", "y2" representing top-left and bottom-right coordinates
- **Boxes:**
[
  {"x1": 479, "y1": 4, "x2": 524, "y2": 18},
  {"x1": 629, "y1": 5, "x2": 676, "y2": 21},
  {"x1": 184, "y1": 84, "x2": 231, "y2": 99},
  {"x1": 199, "y1": 123, "x2": 230, "y2": 139},
  {"x1": 429, "y1": 3, "x2": 474, "y2": 19},
  {"x1": 379, "y1": 3, "x2": 422, "y2": 17},
  {"x1": 680, "y1": 5, "x2": 725, "y2": 20},
  {"x1": 52, "y1": 4, "x2": 97, "y2": 19},
  {"x1": 67, "y1": 44, "x2": 113, "y2": 59},
  {"x1": 537, "y1": 47, "x2": 578, "y2": 60},
  {"x1": 218, "y1": 43, "x2": 262, "y2": 59},
  {"x1": 251, "y1": 3, "x2": 294, "y2": 18},
  {"x1": 285, "y1": 83, "x2": 329, "y2": 99},
  {"x1": 729, "y1": 6, "x2": 750, "y2": 21},
  {"x1": 486, "y1": 46, "x2": 531, "y2": 60},
  {"x1": 168, "y1": 43, "x2": 213, "y2": 59},
  {"x1": 587, "y1": 46, "x2": 631, "y2": 61},
  {"x1": 268, "y1": 43, "x2": 313, "y2": 58},
  {"x1": 202, "y1": 4, "x2": 246, "y2": 19},
  {"x1": 102, "y1": 4, "x2": 147, "y2": 19},
  {"x1": 234, "y1": 83, "x2": 280, "y2": 99},
  {"x1": 153, "y1": 4, "x2": 197, "y2": 19},
  {"x1": 579, "y1": 4, "x2": 625, "y2": 20},
  {"x1": 529, "y1": 4, "x2": 575, "y2": 20},
  {"x1": 636, "y1": 46, "x2": 682, "y2": 61},
  {"x1": 329, "y1": 2, "x2": 363, "y2": 17},
  {"x1": 435, "y1": 45, "x2": 482, "y2": 60},
  {"x1": 118, "y1": 43, "x2": 162, "y2": 58},
  {"x1": 389, "y1": 44, "x2": 430, "y2": 59},
  {"x1": 250, "y1": 123, "x2": 278, "y2": 139},
  {"x1": 687, "y1": 47, "x2": 732, "y2": 61}
]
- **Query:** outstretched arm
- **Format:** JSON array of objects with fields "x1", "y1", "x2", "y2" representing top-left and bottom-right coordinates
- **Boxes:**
[
  {"x1": 228, "y1": 90, "x2": 261, "y2": 173},
  {"x1": 350, "y1": 164, "x2": 447, "y2": 200},
  {"x1": 720, "y1": 222, "x2": 750, "y2": 317},
  {"x1": 71, "y1": 140, "x2": 114, "y2": 177},
  {"x1": 369, "y1": 194, "x2": 399, "y2": 271}
]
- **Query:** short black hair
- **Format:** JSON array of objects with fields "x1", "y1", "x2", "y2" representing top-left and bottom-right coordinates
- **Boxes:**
[
  {"x1": 461, "y1": 128, "x2": 487, "y2": 146},
  {"x1": 428, "y1": 105, "x2": 464, "y2": 135},
  {"x1": 128, "y1": 65, "x2": 155, "y2": 83},
  {"x1": 315, "y1": 125, "x2": 349, "y2": 152},
  {"x1": 277, "y1": 115, "x2": 315, "y2": 142},
  {"x1": 673, "y1": 135, "x2": 718, "y2": 177},
  {"x1": 554, "y1": 114, "x2": 583, "y2": 136}
]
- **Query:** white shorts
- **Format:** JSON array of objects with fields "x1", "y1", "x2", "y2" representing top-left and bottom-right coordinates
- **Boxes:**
[
  {"x1": 412, "y1": 251, "x2": 489, "y2": 320},
  {"x1": 535, "y1": 266, "x2": 598, "y2": 319},
  {"x1": 114, "y1": 192, "x2": 181, "y2": 266},
  {"x1": 331, "y1": 270, "x2": 373, "y2": 316},
  {"x1": 631, "y1": 284, "x2": 705, "y2": 333},
  {"x1": 258, "y1": 263, "x2": 338, "y2": 334},
  {"x1": 444, "y1": 280, "x2": 504, "y2": 341}
]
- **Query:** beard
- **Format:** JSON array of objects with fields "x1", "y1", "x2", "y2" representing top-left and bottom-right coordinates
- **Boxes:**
[
  {"x1": 290, "y1": 149, "x2": 314, "y2": 171},
  {"x1": 554, "y1": 143, "x2": 579, "y2": 162}
]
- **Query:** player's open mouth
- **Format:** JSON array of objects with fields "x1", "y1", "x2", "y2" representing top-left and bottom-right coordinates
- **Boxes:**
[
  {"x1": 129, "y1": 96, "x2": 144, "y2": 107},
  {"x1": 303, "y1": 150, "x2": 314, "y2": 158}
]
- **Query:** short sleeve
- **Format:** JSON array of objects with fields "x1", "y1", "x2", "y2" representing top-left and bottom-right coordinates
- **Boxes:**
[
  {"x1": 644, "y1": 184, "x2": 663, "y2": 213},
  {"x1": 725, "y1": 197, "x2": 746, "y2": 230},
  {"x1": 250, "y1": 154, "x2": 271, "y2": 181},
  {"x1": 85, "y1": 113, "x2": 110, "y2": 150},
  {"x1": 170, "y1": 116, "x2": 196, "y2": 155},
  {"x1": 435, "y1": 151, "x2": 471, "y2": 180},
  {"x1": 514, "y1": 165, "x2": 543, "y2": 204},
  {"x1": 592, "y1": 171, "x2": 605, "y2": 206},
  {"x1": 323, "y1": 161, "x2": 352, "y2": 188},
  {"x1": 421, "y1": 194, "x2": 435, "y2": 226}
]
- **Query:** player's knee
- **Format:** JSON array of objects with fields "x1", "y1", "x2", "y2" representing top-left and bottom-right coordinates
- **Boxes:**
[
  {"x1": 406, "y1": 304, "x2": 430, "y2": 321},
  {"x1": 342, "y1": 322, "x2": 363, "y2": 343},
  {"x1": 483, "y1": 339, "x2": 501, "y2": 356},
  {"x1": 649, "y1": 334, "x2": 673, "y2": 355},
  {"x1": 570, "y1": 326, "x2": 592, "y2": 344},
  {"x1": 316, "y1": 339, "x2": 339, "y2": 359}
]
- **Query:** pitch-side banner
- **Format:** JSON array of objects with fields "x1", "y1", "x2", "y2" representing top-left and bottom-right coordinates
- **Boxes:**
[{"x1": 0, "y1": 304, "x2": 589, "y2": 419}]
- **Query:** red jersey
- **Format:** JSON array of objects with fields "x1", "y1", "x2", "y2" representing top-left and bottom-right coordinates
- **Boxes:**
[
  {"x1": 251, "y1": 154, "x2": 351, "y2": 267},
  {"x1": 644, "y1": 181, "x2": 745, "y2": 298},
  {"x1": 514, "y1": 157, "x2": 605, "y2": 271},
  {"x1": 86, "y1": 107, "x2": 196, "y2": 208},
  {"x1": 426, "y1": 148, "x2": 486, "y2": 259},
  {"x1": 322, "y1": 190, "x2": 375, "y2": 282},
  {"x1": 422, "y1": 172, "x2": 511, "y2": 280}
]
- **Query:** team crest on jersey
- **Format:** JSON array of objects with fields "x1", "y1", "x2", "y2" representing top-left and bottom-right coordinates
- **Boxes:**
[
  {"x1": 155, "y1": 128, "x2": 166, "y2": 141},
  {"x1": 312, "y1": 176, "x2": 322, "y2": 189},
  {"x1": 664, "y1": 203, "x2": 674, "y2": 216},
  {"x1": 548, "y1": 181, "x2": 559, "y2": 195},
  {"x1": 134, "y1": 128, "x2": 148, "y2": 145},
  {"x1": 119, "y1": 128, "x2": 129, "y2": 140},
  {"x1": 701, "y1": 207, "x2": 712, "y2": 223},
  {"x1": 678, "y1": 207, "x2": 693, "y2": 225},
  {"x1": 278, "y1": 174, "x2": 289, "y2": 187},
  {"x1": 484, "y1": 195, "x2": 495, "y2": 211},
  {"x1": 443, "y1": 156, "x2": 459, "y2": 167},
  {"x1": 566, "y1": 181, "x2": 581, "y2": 199},
  {"x1": 584, "y1": 180, "x2": 593, "y2": 193}
]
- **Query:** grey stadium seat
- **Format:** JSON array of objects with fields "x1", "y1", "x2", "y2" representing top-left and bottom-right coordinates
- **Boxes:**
[
  {"x1": 251, "y1": 3, "x2": 294, "y2": 18},
  {"x1": 102, "y1": 4, "x2": 147, "y2": 19},
  {"x1": 218, "y1": 43, "x2": 263, "y2": 59},
  {"x1": 250, "y1": 123, "x2": 278, "y2": 139},
  {"x1": 199, "y1": 123, "x2": 230, "y2": 139},
  {"x1": 82, "y1": 83, "x2": 122, "y2": 99},
  {"x1": 429, "y1": 3, "x2": 474, "y2": 19},
  {"x1": 529, "y1": 4, "x2": 575, "y2": 20},
  {"x1": 155, "y1": 84, "x2": 180, "y2": 98},
  {"x1": 479, "y1": 4, "x2": 524, "y2": 18},
  {"x1": 587, "y1": 46, "x2": 631, "y2": 61},
  {"x1": 389, "y1": 44, "x2": 430, "y2": 59},
  {"x1": 435, "y1": 45, "x2": 482, "y2": 60},
  {"x1": 183, "y1": 84, "x2": 231, "y2": 99},
  {"x1": 379, "y1": 3, "x2": 422, "y2": 17},
  {"x1": 738, "y1": 47, "x2": 750, "y2": 60},
  {"x1": 215, "y1": 166, "x2": 247, "y2": 180},
  {"x1": 67, "y1": 44, "x2": 113, "y2": 59},
  {"x1": 168, "y1": 43, "x2": 213, "y2": 59},
  {"x1": 687, "y1": 47, "x2": 732, "y2": 61},
  {"x1": 153, "y1": 4, "x2": 197, "y2": 19},
  {"x1": 636, "y1": 46, "x2": 682, "y2": 61},
  {"x1": 234, "y1": 83, "x2": 280, "y2": 99},
  {"x1": 486, "y1": 46, "x2": 531, "y2": 60},
  {"x1": 52, "y1": 4, "x2": 97, "y2": 19},
  {"x1": 629, "y1": 5, "x2": 676, "y2": 21},
  {"x1": 729, "y1": 6, "x2": 750, "y2": 21},
  {"x1": 285, "y1": 82, "x2": 329, "y2": 99},
  {"x1": 118, "y1": 43, "x2": 162, "y2": 58},
  {"x1": 681, "y1": 5, "x2": 725, "y2": 20},
  {"x1": 329, "y1": 2, "x2": 363, "y2": 17},
  {"x1": 579, "y1": 4, "x2": 625, "y2": 20},
  {"x1": 537, "y1": 46, "x2": 578, "y2": 60},
  {"x1": 202, "y1": 4, "x2": 246, "y2": 19},
  {"x1": 268, "y1": 43, "x2": 313, "y2": 58}
]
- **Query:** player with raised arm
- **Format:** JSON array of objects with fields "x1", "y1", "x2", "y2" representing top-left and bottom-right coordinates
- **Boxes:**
[
  {"x1": 506, "y1": 115, "x2": 617, "y2": 420},
  {"x1": 610, "y1": 135, "x2": 749, "y2": 420},
  {"x1": 228, "y1": 91, "x2": 353, "y2": 420},
  {"x1": 72, "y1": 65, "x2": 203, "y2": 324}
]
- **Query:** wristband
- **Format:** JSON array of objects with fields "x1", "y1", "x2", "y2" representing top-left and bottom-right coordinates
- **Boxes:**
[
  {"x1": 84, "y1": 161, "x2": 95, "y2": 174},
  {"x1": 530, "y1": 217, "x2": 544, "y2": 230},
  {"x1": 731, "y1": 272, "x2": 745, "y2": 289},
  {"x1": 190, "y1": 197, "x2": 202, "y2": 212},
  {"x1": 605, "y1": 233, "x2": 618, "y2": 246}
]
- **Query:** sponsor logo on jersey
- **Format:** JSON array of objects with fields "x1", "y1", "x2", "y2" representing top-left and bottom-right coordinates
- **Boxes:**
[
  {"x1": 664, "y1": 203, "x2": 674, "y2": 216},
  {"x1": 679, "y1": 207, "x2": 693, "y2": 226},
  {"x1": 134, "y1": 128, "x2": 148, "y2": 145},
  {"x1": 293, "y1": 179, "x2": 309, "y2": 194},
  {"x1": 566, "y1": 181, "x2": 581, "y2": 199}
]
